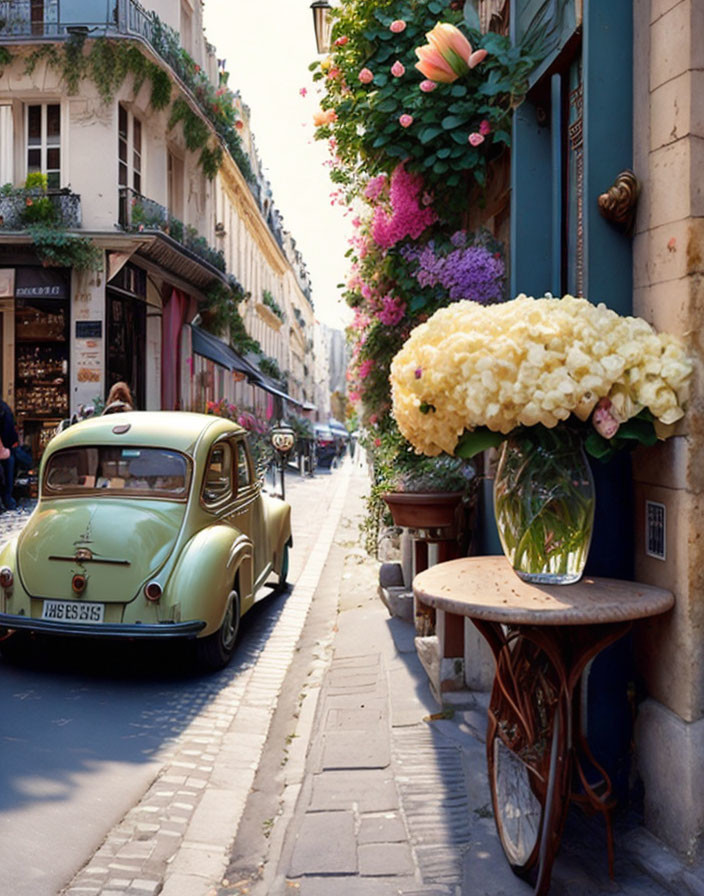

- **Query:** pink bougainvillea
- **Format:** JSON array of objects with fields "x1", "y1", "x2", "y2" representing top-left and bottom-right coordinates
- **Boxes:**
[
  {"x1": 378, "y1": 295, "x2": 406, "y2": 326},
  {"x1": 371, "y1": 164, "x2": 438, "y2": 249}
]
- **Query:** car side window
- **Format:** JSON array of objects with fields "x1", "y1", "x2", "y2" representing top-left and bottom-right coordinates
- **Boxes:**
[
  {"x1": 236, "y1": 440, "x2": 252, "y2": 489},
  {"x1": 203, "y1": 442, "x2": 233, "y2": 506}
]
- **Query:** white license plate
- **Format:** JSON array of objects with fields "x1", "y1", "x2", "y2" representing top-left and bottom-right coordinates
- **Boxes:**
[{"x1": 42, "y1": 600, "x2": 105, "y2": 623}]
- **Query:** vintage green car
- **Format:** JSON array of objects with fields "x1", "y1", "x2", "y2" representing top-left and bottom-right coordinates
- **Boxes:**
[{"x1": 0, "y1": 411, "x2": 292, "y2": 668}]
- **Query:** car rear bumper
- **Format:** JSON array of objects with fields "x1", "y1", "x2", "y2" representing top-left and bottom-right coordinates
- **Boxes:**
[{"x1": 0, "y1": 613, "x2": 207, "y2": 639}]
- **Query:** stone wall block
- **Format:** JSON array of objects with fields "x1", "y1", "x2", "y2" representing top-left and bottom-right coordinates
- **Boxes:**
[
  {"x1": 689, "y1": 137, "x2": 704, "y2": 217},
  {"x1": 650, "y1": 0, "x2": 687, "y2": 25},
  {"x1": 463, "y1": 619, "x2": 494, "y2": 692},
  {"x1": 635, "y1": 698, "x2": 704, "y2": 857},
  {"x1": 632, "y1": 435, "x2": 689, "y2": 493},
  {"x1": 649, "y1": 139, "x2": 691, "y2": 227},
  {"x1": 650, "y1": 1, "x2": 693, "y2": 91},
  {"x1": 650, "y1": 72, "x2": 691, "y2": 151},
  {"x1": 634, "y1": 483, "x2": 704, "y2": 722}
]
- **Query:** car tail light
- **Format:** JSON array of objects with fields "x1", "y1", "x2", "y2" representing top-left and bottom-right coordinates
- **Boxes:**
[
  {"x1": 72, "y1": 574, "x2": 87, "y2": 594},
  {"x1": 0, "y1": 567, "x2": 13, "y2": 588},
  {"x1": 144, "y1": 581, "x2": 162, "y2": 602}
]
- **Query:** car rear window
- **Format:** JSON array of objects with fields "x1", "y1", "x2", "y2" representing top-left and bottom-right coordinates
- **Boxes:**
[{"x1": 44, "y1": 447, "x2": 190, "y2": 497}]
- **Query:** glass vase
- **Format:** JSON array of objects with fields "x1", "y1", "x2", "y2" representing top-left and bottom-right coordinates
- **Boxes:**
[{"x1": 493, "y1": 427, "x2": 595, "y2": 585}]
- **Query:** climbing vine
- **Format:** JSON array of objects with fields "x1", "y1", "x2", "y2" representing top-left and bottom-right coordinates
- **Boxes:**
[
  {"x1": 22, "y1": 33, "x2": 246, "y2": 183},
  {"x1": 27, "y1": 224, "x2": 104, "y2": 271}
]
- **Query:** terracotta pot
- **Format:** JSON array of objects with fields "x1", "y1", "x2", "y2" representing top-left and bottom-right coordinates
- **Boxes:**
[{"x1": 382, "y1": 491, "x2": 464, "y2": 530}]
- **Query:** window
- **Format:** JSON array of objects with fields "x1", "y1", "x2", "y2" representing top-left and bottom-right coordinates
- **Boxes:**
[
  {"x1": 26, "y1": 103, "x2": 61, "y2": 188},
  {"x1": 236, "y1": 441, "x2": 251, "y2": 489},
  {"x1": 202, "y1": 442, "x2": 233, "y2": 505},
  {"x1": 118, "y1": 104, "x2": 142, "y2": 194},
  {"x1": 167, "y1": 150, "x2": 184, "y2": 220},
  {"x1": 44, "y1": 447, "x2": 190, "y2": 497}
]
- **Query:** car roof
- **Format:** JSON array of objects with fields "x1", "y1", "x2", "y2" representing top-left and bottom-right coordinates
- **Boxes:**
[{"x1": 43, "y1": 411, "x2": 245, "y2": 460}]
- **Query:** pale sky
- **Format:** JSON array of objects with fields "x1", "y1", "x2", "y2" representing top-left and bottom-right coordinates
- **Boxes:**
[{"x1": 202, "y1": 1, "x2": 352, "y2": 330}]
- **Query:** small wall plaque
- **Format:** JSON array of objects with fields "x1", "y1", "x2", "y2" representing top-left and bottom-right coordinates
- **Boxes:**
[
  {"x1": 645, "y1": 500, "x2": 666, "y2": 561},
  {"x1": 76, "y1": 321, "x2": 103, "y2": 339}
]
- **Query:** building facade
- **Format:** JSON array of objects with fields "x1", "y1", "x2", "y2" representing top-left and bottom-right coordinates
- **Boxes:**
[{"x1": 0, "y1": 0, "x2": 316, "y2": 461}]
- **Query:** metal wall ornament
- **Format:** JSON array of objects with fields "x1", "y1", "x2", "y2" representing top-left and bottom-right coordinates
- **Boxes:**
[{"x1": 597, "y1": 169, "x2": 641, "y2": 236}]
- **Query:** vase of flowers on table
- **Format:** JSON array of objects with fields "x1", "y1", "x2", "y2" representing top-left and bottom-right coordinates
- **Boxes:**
[{"x1": 389, "y1": 294, "x2": 692, "y2": 584}]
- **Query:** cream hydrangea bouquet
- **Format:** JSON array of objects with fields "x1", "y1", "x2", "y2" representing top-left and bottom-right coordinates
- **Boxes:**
[
  {"x1": 389, "y1": 294, "x2": 692, "y2": 583},
  {"x1": 390, "y1": 294, "x2": 691, "y2": 459}
]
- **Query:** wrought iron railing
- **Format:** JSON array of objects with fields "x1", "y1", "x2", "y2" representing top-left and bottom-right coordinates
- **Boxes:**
[
  {"x1": 118, "y1": 186, "x2": 225, "y2": 272},
  {"x1": 0, "y1": 0, "x2": 155, "y2": 40},
  {"x1": 0, "y1": 187, "x2": 81, "y2": 229}
]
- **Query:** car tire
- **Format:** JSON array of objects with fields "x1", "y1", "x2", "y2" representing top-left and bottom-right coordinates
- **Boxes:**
[
  {"x1": 0, "y1": 630, "x2": 30, "y2": 663},
  {"x1": 196, "y1": 589, "x2": 240, "y2": 671},
  {"x1": 276, "y1": 543, "x2": 289, "y2": 593}
]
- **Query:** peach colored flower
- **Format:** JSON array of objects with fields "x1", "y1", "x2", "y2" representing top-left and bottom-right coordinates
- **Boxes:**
[
  {"x1": 313, "y1": 108, "x2": 338, "y2": 126},
  {"x1": 419, "y1": 79, "x2": 437, "y2": 92},
  {"x1": 415, "y1": 23, "x2": 487, "y2": 83},
  {"x1": 390, "y1": 20, "x2": 406, "y2": 33},
  {"x1": 592, "y1": 397, "x2": 620, "y2": 439},
  {"x1": 399, "y1": 114, "x2": 414, "y2": 128},
  {"x1": 334, "y1": 35, "x2": 348, "y2": 46},
  {"x1": 468, "y1": 132, "x2": 484, "y2": 146},
  {"x1": 391, "y1": 60, "x2": 405, "y2": 77},
  {"x1": 358, "y1": 67, "x2": 374, "y2": 84}
]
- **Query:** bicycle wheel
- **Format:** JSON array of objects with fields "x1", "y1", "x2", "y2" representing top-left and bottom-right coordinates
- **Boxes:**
[{"x1": 487, "y1": 635, "x2": 570, "y2": 892}]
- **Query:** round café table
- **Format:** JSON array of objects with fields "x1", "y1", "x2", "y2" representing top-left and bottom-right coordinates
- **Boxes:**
[{"x1": 413, "y1": 555, "x2": 674, "y2": 896}]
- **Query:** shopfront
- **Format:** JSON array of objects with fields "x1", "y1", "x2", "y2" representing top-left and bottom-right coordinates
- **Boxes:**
[
  {"x1": 106, "y1": 262, "x2": 146, "y2": 410},
  {"x1": 0, "y1": 266, "x2": 70, "y2": 460}
]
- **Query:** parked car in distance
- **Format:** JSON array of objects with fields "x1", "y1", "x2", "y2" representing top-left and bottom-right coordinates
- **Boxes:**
[
  {"x1": 0, "y1": 411, "x2": 292, "y2": 669},
  {"x1": 313, "y1": 422, "x2": 337, "y2": 468}
]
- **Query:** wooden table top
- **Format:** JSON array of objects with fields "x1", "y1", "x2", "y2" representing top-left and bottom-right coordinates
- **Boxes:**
[{"x1": 413, "y1": 556, "x2": 675, "y2": 626}]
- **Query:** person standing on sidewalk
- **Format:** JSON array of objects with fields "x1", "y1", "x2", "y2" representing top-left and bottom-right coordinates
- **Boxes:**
[{"x1": 0, "y1": 399, "x2": 19, "y2": 510}]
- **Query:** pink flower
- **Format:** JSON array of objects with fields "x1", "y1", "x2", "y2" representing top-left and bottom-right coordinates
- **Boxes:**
[
  {"x1": 358, "y1": 68, "x2": 374, "y2": 84},
  {"x1": 468, "y1": 132, "x2": 485, "y2": 146},
  {"x1": 391, "y1": 60, "x2": 405, "y2": 77},
  {"x1": 364, "y1": 174, "x2": 387, "y2": 200},
  {"x1": 399, "y1": 114, "x2": 414, "y2": 128},
  {"x1": 378, "y1": 295, "x2": 406, "y2": 326},
  {"x1": 369, "y1": 413, "x2": 378, "y2": 425},
  {"x1": 299, "y1": 87, "x2": 308, "y2": 97},
  {"x1": 374, "y1": 437, "x2": 382, "y2": 447},
  {"x1": 479, "y1": 119, "x2": 491, "y2": 135},
  {"x1": 334, "y1": 35, "x2": 348, "y2": 46},
  {"x1": 415, "y1": 23, "x2": 487, "y2": 83},
  {"x1": 390, "y1": 20, "x2": 406, "y2": 33},
  {"x1": 358, "y1": 359, "x2": 374, "y2": 379},
  {"x1": 371, "y1": 164, "x2": 437, "y2": 249},
  {"x1": 592, "y1": 397, "x2": 620, "y2": 439},
  {"x1": 419, "y1": 79, "x2": 437, "y2": 92}
]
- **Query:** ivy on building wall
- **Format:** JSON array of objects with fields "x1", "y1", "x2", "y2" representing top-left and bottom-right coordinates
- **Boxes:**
[
  {"x1": 22, "y1": 32, "x2": 246, "y2": 183},
  {"x1": 27, "y1": 223, "x2": 103, "y2": 271}
]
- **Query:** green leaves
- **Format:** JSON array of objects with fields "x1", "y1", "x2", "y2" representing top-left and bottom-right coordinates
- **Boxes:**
[
  {"x1": 585, "y1": 411, "x2": 659, "y2": 462},
  {"x1": 455, "y1": 428, "x2": 506, "y2": 458}
]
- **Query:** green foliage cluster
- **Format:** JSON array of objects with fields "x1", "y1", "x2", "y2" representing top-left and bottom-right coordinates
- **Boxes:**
[
  {"x1": 23, "y1": 30, "x2": 250, "y2": 184},
  {"x1": 27, "y1": 224, "x2": 103, "y2": 271},
  {"x1": 261, "y1": 289, "x2": 284, "y2": 321},
  {"x1": 312, "y1": 0, "x2": 541, "y2": 198},
  {"x1": 200, "y1": 282, "x2": 261, "y2": 357},
  {"x1": 259, "y1": 355, "x2": 284, "y2": 383}
]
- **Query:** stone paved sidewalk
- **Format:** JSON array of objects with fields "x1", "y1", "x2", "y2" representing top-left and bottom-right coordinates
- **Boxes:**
[{"x1": 223, "y1": 465, "x2": 702, "y2": 896}]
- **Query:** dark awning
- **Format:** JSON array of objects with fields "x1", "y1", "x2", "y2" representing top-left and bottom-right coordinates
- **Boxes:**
[
  {"x1": 190, "y1": 325, "x2": 311, "y2": 409},
  {"x1": 191, "y1": 325, "x2": 254, "y2": 376}
]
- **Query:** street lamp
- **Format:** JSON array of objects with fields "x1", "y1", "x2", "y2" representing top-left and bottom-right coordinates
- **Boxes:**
[
  {"x1": 271, "y1": 421, "x2": 296, "y2": 500},
  {"x1": 310, "y1": 0, "x2": 332, "y2": 54}
]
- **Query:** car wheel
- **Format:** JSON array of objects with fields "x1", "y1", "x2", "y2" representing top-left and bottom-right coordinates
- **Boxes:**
[
  {"x1": 196, "y1": 589, "x2": 240, "y2": 671},
  {"x1": 0, "y1": 630, "x2": 30, "y2": 663},
  {"x1": 277, "y1": 543, "x2": 289, "y2": 592}
]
